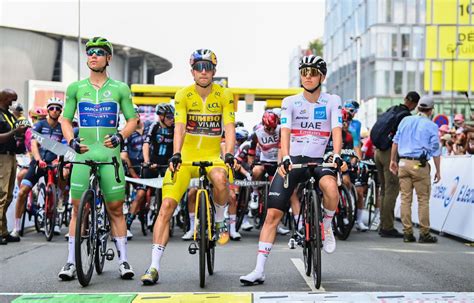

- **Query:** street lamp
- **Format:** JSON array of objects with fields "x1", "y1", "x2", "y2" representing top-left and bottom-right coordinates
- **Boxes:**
[{"x1": 450, "y1": 41, "x2": 462, "y2": 127}]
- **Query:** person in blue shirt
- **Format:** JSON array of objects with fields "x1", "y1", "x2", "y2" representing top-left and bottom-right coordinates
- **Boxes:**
[
  {"x1": 389, "y1": 95, "x2": 440, "y2": 244},
  {"x1": 343, "y1": 100, "x2": 362, "y2": 158}
]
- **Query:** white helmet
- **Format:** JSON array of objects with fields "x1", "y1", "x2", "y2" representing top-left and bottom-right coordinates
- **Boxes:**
[{"x1": 47, "y1": 97, "x2": 64, "y2": 109}]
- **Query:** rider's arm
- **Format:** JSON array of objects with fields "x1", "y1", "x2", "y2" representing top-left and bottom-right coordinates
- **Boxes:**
[
  {"x1": 331, "y1": 96, "x2": 343, "y2": 155},
  {"x1": 62, "y1": 83, "x2": 77, "y2": 144},
  {"x1": 30, "y1": 139, "x2": 42, "y2": 162},
  {"x1": 222, "y1": 90, "x2": 236, "y2": 154},
  {"x1": 173, "y1": 92, "x2": 187, "y2": 154},
  {"x1": 118, "y1": 83, "x2": 139, "y2": 140},
  {"x1": 143, "y1": 123, "x2": 155, "y2": 163},
  {"x1": 280, "y1": 97, "x2": 292, "y2": 158}
]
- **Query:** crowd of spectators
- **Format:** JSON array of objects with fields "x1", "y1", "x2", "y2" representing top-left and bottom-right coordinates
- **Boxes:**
[{"x1": 438, "y1": 114, "x2": 474, "y2": 156}]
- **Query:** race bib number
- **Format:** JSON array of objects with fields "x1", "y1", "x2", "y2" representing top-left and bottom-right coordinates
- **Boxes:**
[
  {"x1": 78, "y1": 102, "x2": 118, "y2": 128},
  {"x1": 186, "y1": 114, "x2": 222, "y2": 136}
]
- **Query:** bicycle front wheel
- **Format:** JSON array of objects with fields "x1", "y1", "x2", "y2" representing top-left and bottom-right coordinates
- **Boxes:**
[
  {"x1": 34, "y1": 183, "x2": 46, "y2": 233},
  {"x1": 75, "y1": 189, "x2": 96, "y2": 287},
  {"x1": 302, "y1": 193, "x2": 312, "y2": 277},
  {"x1": 95, "y1": 197, "x2": 108, "y2": 275},
  {"x1": 333, "y1": 185, "x2": 353, "y2": 240},
  {"x1": 309, "y1": 189, "x2": 322, "y2": 289},
  {"x1": 44, "y1": 184, "x2": 57, "y2": 241},
  {"x1": 198, "y1": 191, "x2": 207, "y2": 288},
  {"x1": 207, "y1": 202, "x2": 215, "y2": 276}
]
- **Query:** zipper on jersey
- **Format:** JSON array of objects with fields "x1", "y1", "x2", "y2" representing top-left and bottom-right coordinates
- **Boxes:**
[{"x1": 95, "y1": 88, "x2": 100, "y2": 142}]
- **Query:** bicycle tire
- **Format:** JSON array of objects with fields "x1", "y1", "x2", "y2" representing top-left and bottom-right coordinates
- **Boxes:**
[
  {"x1": 20, "y1": 194, "x2": 29, "y2": 237},
  {"x1": 235, "y1": 186, "x2": 249, "y2": 232},
  {"x1": 302, "y1": 193, "x2": 312, "y2": 277},
  {"x1": 367, "y1": 179, "x2": 377, "y2": 227},
  {"x1": 75, "y1": 189, "x2": 96, "y2": 287},
  {"x1": 309, "y1": 189, "x2": 322, "y2": 289},
  {"x1": 139, "y1": 209, "x2": 148, "y2": 236},
  {"x1": 333, "y1": 185, "x2": 353, "y2": 240},
  {"x1": 95, "y1": 197, "x2": 108, "y2": 275},
  {"x1": 207, "y1": 201, "x2": 215, "y2": 276},
  {"x1": 198, "y1": 191, "x2": 207, "y2": 288},
  {"x1": 44, "y1": 184, "x2": 57, "y2": 241},
  {"x1": 34, "y1": 183, "x2": 46, "y2": 233}
]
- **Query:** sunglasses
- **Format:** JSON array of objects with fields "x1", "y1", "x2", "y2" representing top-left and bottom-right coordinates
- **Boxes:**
[
  {"x1": 165, "y1": 114, "x2": 175, "y2": 120},
  {"x1": 47, "y1": 106, "x2": 62, "y2": 112},
  {"x1": 86, "y1": 48, "x2": 108, "y2": 57},
  {"x1": 192, "y1": 61, "x2": 215, "y2": 72},
  {"x1": 300, "y1": 67, "x2": 320, "y2": 77}
]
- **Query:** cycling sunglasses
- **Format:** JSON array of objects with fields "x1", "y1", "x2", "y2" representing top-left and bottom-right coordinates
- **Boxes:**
[
  {"x1": 300, "y1": 67, "x2": 320, "y2": 77},
  {"x1": 47, "y1": 106, "x2": 62, "y2": 112},
  {"x1": 192, "y1": 61, "x2": 215, "y2": 72},
  {"x1": 86, "y1": 48, "x2": 108, "y2": 57},
  {"x1": 165, "y1": 113, "x2": 174, "y2": 120}
]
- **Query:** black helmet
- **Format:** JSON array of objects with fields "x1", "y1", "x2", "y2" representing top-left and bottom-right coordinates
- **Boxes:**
[
  {"x1": 235, "y1": 121, "x2": 244, "y2": 128},
  {"x1": 299, "y1": 55, "x2": 327, "y2": 76},
  {"x1": 155, "y1": 103, "x2": 175, "y2": 116}
]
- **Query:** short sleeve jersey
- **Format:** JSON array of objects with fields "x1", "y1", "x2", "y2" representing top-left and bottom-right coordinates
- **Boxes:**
[
  {"x1": 280, "y1": 92, "x2": 342, "y2": 158},
  {"x1": 63, "y1": 78, "x2": 136, "y2": 146},
  {"x1": 174, "y1": 84, "x2": 235, "y2": 161}
]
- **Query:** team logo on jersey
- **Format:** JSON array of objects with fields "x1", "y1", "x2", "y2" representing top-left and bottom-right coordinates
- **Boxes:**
[
  {"x1": 207, "y1": 102, "x2": 221, "y2": 113},
  {"x1": 192, "y1": 101, "x2": 198, "y2": 107},
  {"x1": 314, "y1": 107, "x2": 327, "y2": 120},
  {"x1": 83, "y1": 92, "x2": 91, "y2": 97},
  {"x1": 78, "y1": 101, "x2": 118, "y2": 128},
  {"x1": 186, "y1": 114, "x2": 222, "y2": 136},
  {"x1": 103, "y1": 90, "x2": 112, "y2": 98},
  {"x1": 300, "y1": 110, "x2": 307, "y2": 115},
  {"x1": 338, "y1": 117, "x2": 343, "y2": 123},
  {"x1": 294, "y1": 101, "x2": 303, "y2": 107},
  {"x1": 281, "y1": 118, "x2": 287, "y2": 124}
]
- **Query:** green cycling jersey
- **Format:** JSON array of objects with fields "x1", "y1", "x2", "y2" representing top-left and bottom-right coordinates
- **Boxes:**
[{"x1": 64, "y1": 78, "x2": 136, "y2": 202}]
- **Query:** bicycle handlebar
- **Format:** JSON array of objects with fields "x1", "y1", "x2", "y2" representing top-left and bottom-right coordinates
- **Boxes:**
[
  {"x1": 284, "y1": 162, "x2": 339, "y2": 189},
  {"x1": 58, "y1": 155, "x2": 121, "y2": 183}
]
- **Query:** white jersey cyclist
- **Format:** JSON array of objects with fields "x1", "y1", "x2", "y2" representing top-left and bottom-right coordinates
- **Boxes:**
[
  {"x1": 280, "y1": 92, "x2": 342, "y2": 158},
  {"x1": 248, "y1": 125, "x2": 280, "y2": 162}
]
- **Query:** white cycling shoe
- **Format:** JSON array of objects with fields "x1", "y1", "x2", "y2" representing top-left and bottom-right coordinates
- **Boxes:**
[
  {"x1": 230, "y1": 230, "x2": 242, "y2": 241},
  {"x1": 181, "y1": 229, "x2": 194, "y2": 241},
  {"x1": 323, "y1": 227, "x2": 336, "y2": 254},
  {"x1": 241, "y1": 221, "x2": 253, "y2": 231},
  {"x1": 249, "y1": 192, "x2": 259, "y2": 210},
  {"x1": 240, "y1": 270, "x2": 265, "y2": 286},
  {"x1": 355, "y1": 221, "x2": 369, "y2": 232}
]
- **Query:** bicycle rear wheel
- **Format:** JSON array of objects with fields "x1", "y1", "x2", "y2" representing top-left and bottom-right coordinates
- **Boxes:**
[
  {"x1": 366, "y1": 179, "x2": 377, "y2": 226},
  {"x1": 333, "y1": 185, "x2": 353, "y2": 240},
  {"x1": 309, "y1": 189, "x2": 322, "y2": 289},
  {"x1": 198, "y1": 191, "x2": 207, "y2": 288},
  {"x1": 44, "y1": 184, "x2": 57, "y2": 241},
  {"x1": 75, "y1": 189, "x2": 96, "y2": 287},
  {"x1": 95, "y1": 197, "x2": 108, "y2": 275},
  {"x1": 34, "y1": 183, "x2": 46, "y2": 233}
]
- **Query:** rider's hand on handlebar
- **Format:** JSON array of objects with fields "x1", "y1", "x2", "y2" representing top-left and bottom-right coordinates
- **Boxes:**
[
  {"x1": 168, "y1": 153, "x2": 182, "y2": 173},
  {"x1": 38, "y1": 160, "x2": 47, "y2": 169},
  {"x1": 104, "y1": 133, "x2": 123, "y2": 148},
  {"x1": 69, "y1": 138, "x2": 89, "y2": 154},
  {"x1": 278, "y1": 155, "x2": 292, "y2": 177},
  {"x1": 224, "y1": 153, "x2": 235, "y2": 168}
]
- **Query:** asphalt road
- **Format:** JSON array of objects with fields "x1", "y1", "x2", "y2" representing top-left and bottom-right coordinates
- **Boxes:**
[{"x1": 0, "y1": 221, "x2": 473, "y2": 294}]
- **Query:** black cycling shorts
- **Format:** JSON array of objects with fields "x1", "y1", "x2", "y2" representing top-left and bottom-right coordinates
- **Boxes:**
[
  {"x1": 21, "y1": 160, "x2": 50, "y2": 188},
  {"x1": 267, "y1": 156, "x2": 337, "y2": 213}
]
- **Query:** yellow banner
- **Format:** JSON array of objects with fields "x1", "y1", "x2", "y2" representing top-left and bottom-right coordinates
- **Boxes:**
[{"x1": 426, "y1": 0, "x2": 473, "y2": 25}]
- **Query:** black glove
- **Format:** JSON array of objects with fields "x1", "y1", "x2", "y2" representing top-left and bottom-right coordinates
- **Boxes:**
[
  {"x1": 108, "y1": 133, "x2": 124, "y2": 148},
  {"x1": 142, "y1": 162, "x2": 151, "y2": 169},
  {"x1": 169, "y1": 153, "x2": 182, "y2": 169},
  {"x1": 69, "y1": 138, "x2": 81, "y2": 153},
  {"x1": 281, "y1": 155, "x2": 292, "y2": 174},
  {"x1": 333, "y1": 153, "x2": 343, "y2": 168},
  {"x1": 224, "y1": 153, "x2": 235, "y2": 168}
]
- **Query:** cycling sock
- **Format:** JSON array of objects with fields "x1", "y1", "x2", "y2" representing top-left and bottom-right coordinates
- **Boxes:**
[
  {"x1": 214, "y1": 203, "x2": 226, "y2": 222},
  {"x1": 323, "y1": 209, "x2": 335, "y2": 230},
  {"x1": 67, "y1": 236, "x2": 75, "y2": 264},
  {"x1": 114, "y1": 236, "x2": 128, "y2": 263},
  {"x1": 14, "y1": 218, "x2": 21, "y2": 231},
  {"x1": 229, "y1": 214, "x2": 237, "y2": 233},
  {"x1": 255, "y1": 241, "x2": 272, "y2": 274},
  {"x1": 189, "y1": 213, "x2": 195, "y2": 231},
  {"x1": 151, "y1": 244, "x2": 165, "y2": 270},
  {"x1": 252, "y1": 188, "x2": 259, "y2": 195},
  {"x1": 294, "y1": 214, "x2": 303, "y2": 231},
  {"x1": 374, "y1": 208, "x2": 380, "y2": 217},
  {"x1": 243, "y1": 214, "x2": 249, "y2": 224},
  {"x1": 356, "y1": 209, "x2": 364, "y2": 222}
]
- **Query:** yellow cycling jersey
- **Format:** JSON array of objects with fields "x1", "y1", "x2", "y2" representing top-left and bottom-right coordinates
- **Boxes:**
[{"x1": 174, "y1": 83, "x2": 235, "y2": 161}]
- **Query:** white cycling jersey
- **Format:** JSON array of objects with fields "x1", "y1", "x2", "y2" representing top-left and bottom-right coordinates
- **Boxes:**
[
  {"x1": 249, "y1": 125, "x2": 280, "y2": 162},
  {"x1": 281, "y1": 92, "x2": 342, "y2": 158}
]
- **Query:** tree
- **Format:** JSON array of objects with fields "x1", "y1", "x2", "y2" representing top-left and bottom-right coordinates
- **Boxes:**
[{"x1": 308, "y1": 38, "x2": 324, "y2": 57}]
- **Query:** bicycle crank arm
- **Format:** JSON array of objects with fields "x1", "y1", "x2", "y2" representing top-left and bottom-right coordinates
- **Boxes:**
[{"x1": 188, "y1": 242, "x2": 198, "y2": 255}]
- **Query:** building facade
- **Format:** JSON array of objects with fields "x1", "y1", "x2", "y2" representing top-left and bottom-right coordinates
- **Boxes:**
[{"x1": 323, "y1": 0, "x2": 473, "y2": 127}]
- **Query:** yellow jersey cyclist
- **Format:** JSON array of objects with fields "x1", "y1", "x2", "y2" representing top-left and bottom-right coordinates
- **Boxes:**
[
  {"x1": 58, "y1": 37, "x2": 139, "y2": 281},
  {"x1": 141, "y1": 49, "x2": 236, "y2": 285}
]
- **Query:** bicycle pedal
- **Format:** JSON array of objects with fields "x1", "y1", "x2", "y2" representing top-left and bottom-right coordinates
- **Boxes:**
[
  {"x1": 288, "y1": 238, "x2": 296, "y2": 249},
  {"x1": 105, "y1": 248, "x2": 115, "y2": 261},
  {"x1": 188, "y1": 242, "x2": 198, "y2": 255}
]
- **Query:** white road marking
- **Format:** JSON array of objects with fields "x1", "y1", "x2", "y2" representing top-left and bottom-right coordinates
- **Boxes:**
[
  {"x1": 290, "y1": 258, "x2": 325, "y2": 292},
  {"x1": 369, "y1": 247, "x2": 436, "y2": 254}
]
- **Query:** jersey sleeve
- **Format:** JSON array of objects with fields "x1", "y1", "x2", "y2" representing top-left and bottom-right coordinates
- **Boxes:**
[
  {"x1": 351, "y1": 120, "x2": 362, "y2": 147},
  {"x1": 32, "y1": 120, "x2": 43, "y2": 133},
  {"x1": 144, "y1": 122, "x2": 156, "y2": 144},
  {"x1": 331, "y1": 95, "x2": 343, "y2": 130},
  {"x1": 63, "y1": 82, "x2": 78, "y2": 120},
  {"x1": 280, "y1": 97, "x2": 292, "y2": 129},
  {"x1": 222, "y1": 89, "x2": 235, "y2": 126},
  {"x1": 174, "y1": 89, "x2": 187, "y2": 125},
  {"x1": 119, "y1": 82, "x2": 136, "y2": 121},
  {"x1": 248, "y1": 133, "x2": 258, "y2": 156}
]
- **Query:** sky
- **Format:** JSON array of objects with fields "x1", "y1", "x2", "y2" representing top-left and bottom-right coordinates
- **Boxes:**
[{"x1": 0, "y1": 0, "x2": 326, "y2": 88}]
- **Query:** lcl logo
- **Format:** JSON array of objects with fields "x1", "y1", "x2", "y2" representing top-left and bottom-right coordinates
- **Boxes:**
[{"x1": 207, "y1": 102, "x2": 220, "y2": 111}]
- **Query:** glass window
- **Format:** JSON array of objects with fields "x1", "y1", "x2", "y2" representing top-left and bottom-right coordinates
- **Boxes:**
[
  {"x1": 392, "y1": 33, "x2": 399, "y2": 57},
  {"x1": 407, "y1": 71, "x2": 416, "y2": 92},
  {"x1": 377, "y1": 32, "x2": 391, "y2": 57},
  {"x1": 412, "y1": 28, "x2": 424, "y2": 58},
  {"x1": 357, "y1": 4, "x2": 366, "y2": 34},
  {"x1": 406, "y1": 0, "x2": 416, "y2": 24},
  {"x1": 394, "y1": 71, "x2": 403, "y2": 94},
  {"x1": 393, "y1": 0, "x2": 405, "y2": 23},
  {"x1": 367, "y1": 0, "x2": 377, "y2": 26},
  {"x1": 402, "y1": 33, "x2": 410, "y2": 57},
  {"x1": 386, "y1": 0, "x2": 392, "y2": 22},
  {"x1": 419, "y1": 0, "x2": 426, "y2": 24}
]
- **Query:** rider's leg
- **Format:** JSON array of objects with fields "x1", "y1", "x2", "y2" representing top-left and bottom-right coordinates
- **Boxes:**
[
  {"x1": 319, "y1": 174, "x2": 339, "y2": 253},
  {"x1": 250, "y1": 166, "x2": 264, "y2": 208},
  {"x1": 208, "y1": 167, "x2": 229, "y2": 221},
  {"x1": 289, "y1": 188, "x2": 302, "y2": 231},
  {"x1": 187, "y1": 188, "x2": 197, "y2": 232},
  {"x1": 13, "y1": 184, "x2": 31, "y2": 234},
  {"x1": 228, "y1": 187, "x2": 241, "y2": 239}
]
